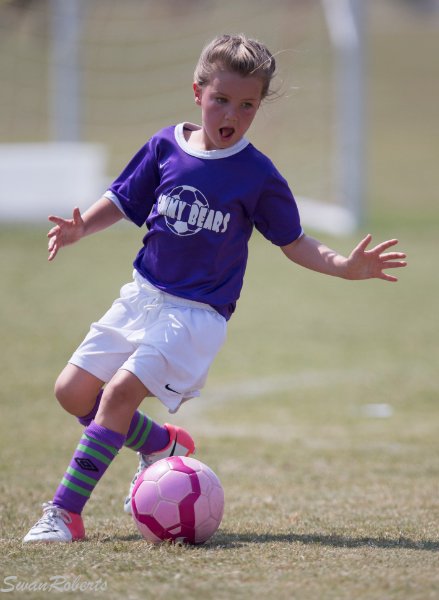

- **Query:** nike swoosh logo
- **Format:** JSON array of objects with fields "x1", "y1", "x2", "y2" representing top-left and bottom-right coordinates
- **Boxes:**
[{"x1": 165, "y1": 384, "x2": 181, "y2": 394}]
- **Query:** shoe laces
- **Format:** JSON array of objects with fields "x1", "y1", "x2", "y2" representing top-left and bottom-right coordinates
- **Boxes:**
[{"x1": 34, "y1": 502, "x2": 73, "y2": 531}]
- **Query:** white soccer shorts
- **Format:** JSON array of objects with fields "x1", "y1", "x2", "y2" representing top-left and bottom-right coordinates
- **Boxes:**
[{"x1": 69, "y1": 271, "x2": 227, "y2": 413}]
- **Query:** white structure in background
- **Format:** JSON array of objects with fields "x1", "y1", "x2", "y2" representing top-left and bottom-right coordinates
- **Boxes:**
[
  {"x1": 0, "y1": 143, "x2": 106, "y2": 221},
  {"x1": 0, "y1": 0, "x2": 105, "y2": 222},
  {"x1": 1, "y1": 0, "x2": 364, "y2": 231}
]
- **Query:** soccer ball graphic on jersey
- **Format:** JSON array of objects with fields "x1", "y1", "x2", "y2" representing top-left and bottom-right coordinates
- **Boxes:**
[
  {"x1": 131, "y1": 456, "x2": 224, "y2": 544},
  {"x1": 163, "y1": 185, "x2": 209, "y2": 236}
]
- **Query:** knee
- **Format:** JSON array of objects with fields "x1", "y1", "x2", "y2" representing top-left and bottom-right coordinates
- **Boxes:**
[
  {"x1": 53, "y1": 366, "x2": 102, "y2": 417},
  {"x1": 93, "y1": 371, "x2": 147, "y2": 433},
  {"x1": 54, "y1": 375, "x2": 77, "y2": 413},
  {"x1": 99, "y1": 380, "x2": 132, "y2": 412}
]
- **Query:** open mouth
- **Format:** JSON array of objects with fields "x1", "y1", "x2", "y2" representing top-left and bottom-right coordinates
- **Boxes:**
[{"x1": 219, "y1": 127, "x2": 235, "y2": 140}]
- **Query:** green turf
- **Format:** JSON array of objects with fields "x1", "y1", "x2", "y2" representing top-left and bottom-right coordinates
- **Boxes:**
[
  {"x1": 1, "y1": 1, "x2": 438, "y2": 599},
  {"x1": 1, "y1": 223, "x2": 437, "y2": 599}
]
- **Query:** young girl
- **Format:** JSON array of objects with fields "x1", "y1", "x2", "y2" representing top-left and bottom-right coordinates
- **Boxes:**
[{"x1": 24, "y1": 34, "x2": 406, "y2": 542}]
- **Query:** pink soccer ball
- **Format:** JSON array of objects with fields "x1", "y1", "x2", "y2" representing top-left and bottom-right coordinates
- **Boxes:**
[{"x1": 131, "y1": 456, "x2": 224, "y2": 544}]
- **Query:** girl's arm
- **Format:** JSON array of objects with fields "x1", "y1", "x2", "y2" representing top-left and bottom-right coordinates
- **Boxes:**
[
  {"x1": 281, "y1": 233, "x2": 407, "y2": 282},
  {"x1": 47, "y1": 196, "x2": 124, "y2": 261}
]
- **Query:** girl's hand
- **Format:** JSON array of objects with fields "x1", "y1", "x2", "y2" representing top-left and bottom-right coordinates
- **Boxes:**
[
  {"x1": 47, "y1": 207, "x2": 85, "y2": 261},
  {"x1": 346, "y1": 234, "x2": 407, "y2": 282}
]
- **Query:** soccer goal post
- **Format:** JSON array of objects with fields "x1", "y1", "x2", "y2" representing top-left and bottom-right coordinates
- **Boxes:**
[{"x1": 319, "y1": 0, "x2": 366, "y2": 233}]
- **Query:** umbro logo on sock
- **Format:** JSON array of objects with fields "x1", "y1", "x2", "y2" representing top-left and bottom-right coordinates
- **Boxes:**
[{"x1": 75, "y1": 457, "x2": 99, "y2": 472}]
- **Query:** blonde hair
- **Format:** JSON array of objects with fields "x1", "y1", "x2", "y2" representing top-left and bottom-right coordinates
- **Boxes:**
[{"x1": 194, "y1": 34, "x2": 276, "y2": 100}]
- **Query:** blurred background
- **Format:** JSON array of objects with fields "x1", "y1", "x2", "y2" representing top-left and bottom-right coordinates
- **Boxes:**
[{"x1": 0, "y1": 0, "x2": 438, "y2": 233}]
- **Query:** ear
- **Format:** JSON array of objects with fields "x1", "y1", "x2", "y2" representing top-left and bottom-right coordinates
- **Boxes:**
[{"x1": 193, "y1": 82, "x2": 202, "y2": 106}]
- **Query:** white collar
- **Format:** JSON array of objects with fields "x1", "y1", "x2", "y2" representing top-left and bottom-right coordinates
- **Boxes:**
[{"x1": 174, "y1": 122, "x2": 249, "y2": 160}]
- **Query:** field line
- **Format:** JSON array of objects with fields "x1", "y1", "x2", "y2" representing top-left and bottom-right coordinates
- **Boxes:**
[
  {"x1": 175, "y1": 368, "x2": 370, "y2": 434},
  {"x1": 205, "y1": 368, "x2": 367, "y2": 403}
]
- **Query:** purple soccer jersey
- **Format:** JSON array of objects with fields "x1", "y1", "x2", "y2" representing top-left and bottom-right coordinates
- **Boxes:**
[{"x1": 106, "y1": 123, "x2": 302, "y2": 320}]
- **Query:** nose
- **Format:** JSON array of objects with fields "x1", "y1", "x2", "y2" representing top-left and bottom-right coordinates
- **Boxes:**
[{"x1": 225, "y1": 105, "x2": 238, "y2": 122}]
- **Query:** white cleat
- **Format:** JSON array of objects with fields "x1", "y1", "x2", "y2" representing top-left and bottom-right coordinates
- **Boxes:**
[{"x1": 23, "y1": 501, "x2": 85, "y2": 543}]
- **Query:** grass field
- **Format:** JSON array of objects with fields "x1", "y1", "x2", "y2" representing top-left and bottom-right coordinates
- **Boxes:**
[
  {"x1": 1, "y1": 1, "x2": 438, "y2": 599},
  {"x1": 1, "y1": 224, "x2": 438, "y2": 600}
]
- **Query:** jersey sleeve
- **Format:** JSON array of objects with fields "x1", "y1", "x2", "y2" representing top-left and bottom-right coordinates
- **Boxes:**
[
  {"x1": 108, "y1": 137, "x2": 160, "y2": 227},
  {"x1": 253, "y1": 166, "x2": 303, "y2": 246}
]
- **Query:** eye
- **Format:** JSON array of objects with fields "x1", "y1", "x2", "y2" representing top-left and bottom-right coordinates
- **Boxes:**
[
  {"x1": 241, "y1": 102, "x2": 255, "y2": 110},
  {"x1": 215, "y1": 96, "x2": 227, "y2": 104}
]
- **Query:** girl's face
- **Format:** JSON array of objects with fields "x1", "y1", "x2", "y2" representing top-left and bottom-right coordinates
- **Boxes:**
[{"x1": 193, "y1": 69, "x2": 263, "y2": 151}]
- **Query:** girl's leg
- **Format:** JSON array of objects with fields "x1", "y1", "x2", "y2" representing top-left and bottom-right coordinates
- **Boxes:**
[
  {"x1": 55, "y1": 363, "x2": 195, "y2": 513},
  {"x1": 55, "y1": 364, "x2": 170, "y2": 453},
  {"x1": 52, "y1": 371, "x2": 148, "y2": 516},
  {"x1": 54, "y1": 363, "x2": 103, "y2": 418},
  {"x1": 51, "y1": 368, "x2": 193, "y2": 518},
  {"x1": 95, "y1": 369, "x2": 149, "y2": 434},
  {"x1": 23, "y1": 371, "x2": 179, "y2": 543}
]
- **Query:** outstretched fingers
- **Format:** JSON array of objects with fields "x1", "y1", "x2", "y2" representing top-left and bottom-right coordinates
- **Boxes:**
[
  {"x1": 377, "y1": 246, "x2": 407, "y2": 282},
  {"x1": 379, "y1": 250, "x2": 407, "y2": 260},
  {"x1": 378, "y1": 246, "x2": 407, "y2": 269},
  {"x1": 348, "y1": 234, "x2": 407, "y2": 282},
  {"x1": 46, "y1": 207, "x2": 83, "y2": 261},
  {"x1": 352, "y1": 233, "x2": 373, "y2": 255},
  {"x1": 369, "y1": 238, "x2": 400, "y2": 255},
  {"x1": 378, "y1": 271, "x2": 399, "y2": 283}
]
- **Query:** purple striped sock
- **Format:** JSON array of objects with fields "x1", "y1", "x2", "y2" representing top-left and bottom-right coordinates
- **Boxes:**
[
  {"x1": 125, "y1": 411, "x2": 169, "y2": 455},
  {"x1": 53, "y1": 422, "x2": 125, "y2": 514},
  {"x1": 77, "y1": 393, "x2": 169, "y2": 455}
]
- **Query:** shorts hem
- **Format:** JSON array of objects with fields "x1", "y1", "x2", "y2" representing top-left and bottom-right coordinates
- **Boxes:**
[
  {"x1": 119, "y1": 366, "x2": 200, "y2": 414},
  {"x1": 68, "y1": 357, "x2": 113, "y2": 384}
]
